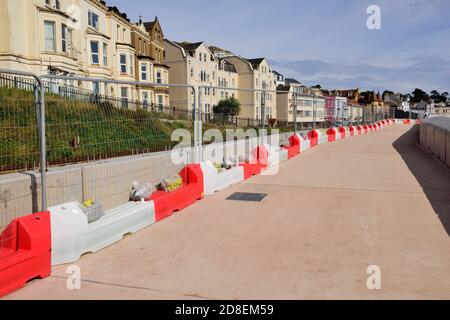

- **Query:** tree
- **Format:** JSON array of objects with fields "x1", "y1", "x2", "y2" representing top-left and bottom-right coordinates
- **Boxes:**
[
  {"x1": 213, "y1": 97, "x2": 241, "y2": 116},
  {"x1": 358, "y1": 91, "x2": 373, "y2": 105},
  {"x1": 430, "y1": 90, "x2": 448, "y2": 103},
  {"x1": 312, "y1": 84, "x2": 322, "y2": 89},
  {"x1": 410, "y1": 88, "x2": 430, "y2": 104},
  {"x1": 382, "y1": 90, "x2": 394, "y2": 100}
]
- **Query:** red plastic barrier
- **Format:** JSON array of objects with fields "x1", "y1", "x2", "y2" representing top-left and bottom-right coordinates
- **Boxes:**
[
  {"x1": 349, "y1": 126, "x2": 355, "y2": 137},
  {"x1": 148, "y1": 165, "x2": 204, "y2": 222},
  {"x1": 283, "y1": 134, "x2": 300, "y2": 159},
  {"x1": 0, "y1": 212, "x2": 51, "y2": 298},
  {"x1": 363, "y1": 124, "x2": 369, "y2": 133},
  {"x1": 416, "y1": 119, "x2": 421, "y2": 125},
  {"x1": 326, "y1": 128, "x2": 337, "y2": 142},
  {"x1": 356, "y1": 125, "x2": 363, "y2": 135},
  {"x1": 240, "y1": 162, "x2": 262, "y2": 180},
  {"x1": 403, "y1": 119, "x2": 411, "y2": 125},
  {"x1": 338, "y1": 127, "x2": 346, "y2": 139},
  {"x1": 307, "y1": 130, "x2": 319, "y2": 147},
  {"x1": 240, "y1": 145, "x2": 269, "y2": 179},
  {"x1": 252, "y1": 145, "x2": 269, "y2": 169},
  {"x1": 368, "y1": 124, "x2": 374, "y2": 132}
]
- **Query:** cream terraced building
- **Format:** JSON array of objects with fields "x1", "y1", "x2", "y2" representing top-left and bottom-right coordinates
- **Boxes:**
[
  {"x1": 0, "y1": 0, "x2": 170, "y2": 108},
  {"x1": 163, "y1": 40, "x2": 239, "y2": 115},
  {"x1": 223, "y1": 56, "x2": 277, "y2": 121},
  {"x1": 277, "y1": 84, "x2": 326, "y2": 127}
]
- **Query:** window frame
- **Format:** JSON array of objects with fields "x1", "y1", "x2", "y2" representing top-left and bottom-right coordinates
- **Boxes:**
[
  {"x1": 88, "y1": 10, "x2": 100, "y2": 30},
  {"x1": 141, "y1": 62, "x2": 148, "y2": 81},
  {"x1": 103, "y1": 43, "x2": 108, "y2": 66},
  {"x1": 120, "y1": 54, "x2": 127, "y2": 74},
  {"x1": 61, "y1": 24, "x2": 68, "y2": 53},
  {"x1": 90, "y1": 40, "x2": 100, "y2": 65},
  {"x1": 156, "y1": 70, "x2": 162, "y2": 84},
  {"x1": 44, "y1": 20, "x2": 56, "y2": 52}
]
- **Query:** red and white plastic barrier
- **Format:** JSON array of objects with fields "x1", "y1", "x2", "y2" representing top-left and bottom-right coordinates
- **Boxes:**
[
  {"x1": 349, "y1": 126, "x2": 355, "y2": 137},
  {"x1": 282, "y1": 135, "x2": 300, "y2": 159},
  {"x1": 148, "y1": 165, "x2": 204, "y2": 222},
  {"x1": 50, "y1": 201, "x2": 155, "y2": 265},
  {"x1": 201, "y1": 161, "x2": 244, "y2": 196},
  {"x1": 356, "y1": 125, "x2": 363, "y2": 135},
  {"x1": 298, "y1": 134, "x2": 311, "y2": 152},
  {"x1": 308, "y1": 129, "x2": 320, "y2": 147},
  {"x1": 0, "y1": 212, "x2": 51, "y2": 298},
  {"x1": 326, "y1": 128, "x2": 337, "y2": 142},
  {"x1": 338, "y1": 127, "x2": 347, "y2": 139},
  {"x1": 2, "y1": 119, "x2": 412, "y2": 297}
]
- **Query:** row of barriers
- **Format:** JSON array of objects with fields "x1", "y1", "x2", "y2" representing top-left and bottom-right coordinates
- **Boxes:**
[
  {"x1": 0, "y1": 118, "x2": 418, "y2": 298},
  {"x1": 0, "y1": 68, "x2": 394, "y2": 218}
]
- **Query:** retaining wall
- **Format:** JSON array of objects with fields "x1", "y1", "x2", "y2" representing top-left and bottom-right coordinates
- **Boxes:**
[
  {"x1": 419, "y1": 116, "x2": 450, "y2": 168},
  {"x1": 0, "y1": 132, "x2": 292, "y2": 229}
]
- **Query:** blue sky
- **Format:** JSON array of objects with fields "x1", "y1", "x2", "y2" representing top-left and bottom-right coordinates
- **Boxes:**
[{"x1": 107, "y1": 0, "x2": 450, "y2": 94}]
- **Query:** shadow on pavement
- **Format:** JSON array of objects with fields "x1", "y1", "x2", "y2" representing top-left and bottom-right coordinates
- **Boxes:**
[{"x1": 393, "y1": 126, "x2": 450, "y2": 237}]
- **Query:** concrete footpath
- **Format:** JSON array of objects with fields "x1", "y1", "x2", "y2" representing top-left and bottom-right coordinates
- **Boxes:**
[{"x1": 5, "y1": 125, "x2": 450, "y2": 300}]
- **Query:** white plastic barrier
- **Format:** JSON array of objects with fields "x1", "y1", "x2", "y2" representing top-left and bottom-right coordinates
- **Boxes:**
[
  {"x1": 259, "y1": 144, "x2": 288, "y2": 175},
  {"x1": 319, "y1": 134, "x2": 328, "y2": 144},
  {"x1": 50, "y1": 201, "x2": 155, "y2": 265},
  {"x1": 265, "y1": 144, "x2": 288, "y2": 164},
  {"x1": 298, "y1": 134, "x2": 311, "y2": 152},
  {"x1": 200, "y1": 161, "x2": 245, "y2": 196}
]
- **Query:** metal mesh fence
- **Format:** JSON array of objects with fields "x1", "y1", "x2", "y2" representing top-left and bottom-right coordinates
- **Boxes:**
[
  {"x1": 0, "y1": 74, "x2": 41, "y2": 173},
  {"x1": 0, "y1": 69, "x2": 394, "y2": 232},
  {"x1": 0, "y1": 71, "x2": 43, "y2": 232},
  {"x1": 42, "y1": 79, "x2": 192, "y2": 167}
]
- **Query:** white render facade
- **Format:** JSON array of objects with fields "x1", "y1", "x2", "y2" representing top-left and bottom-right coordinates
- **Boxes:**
[
  {"x1": 163, "y1": 40, "x2": 239, "y2": 115},
  {"x1": 0, "y1": 0, "x2": 171, "y2": 108},
  {"x1": 224, "y1": 56, "x2": 277, "y2": 120}
]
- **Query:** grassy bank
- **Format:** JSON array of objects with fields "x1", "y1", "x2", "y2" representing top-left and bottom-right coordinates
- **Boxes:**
[{"x1": 0, "y1": 86, "x2": 292, "y2": 172}]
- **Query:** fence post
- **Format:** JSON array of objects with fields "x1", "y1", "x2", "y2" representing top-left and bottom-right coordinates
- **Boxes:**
[
  {"x1": 261, "y1": 91, "x2": 266, "y2": 130},
  {"x1": 39, "y1": 82, "x2": 47, "y2": 210},
  {"x1": 195, "y1": 86, "x2": 202, "y2": 163},
  {"x1": 294, "y1": 92, "x2": 298, "y2": 134}
]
